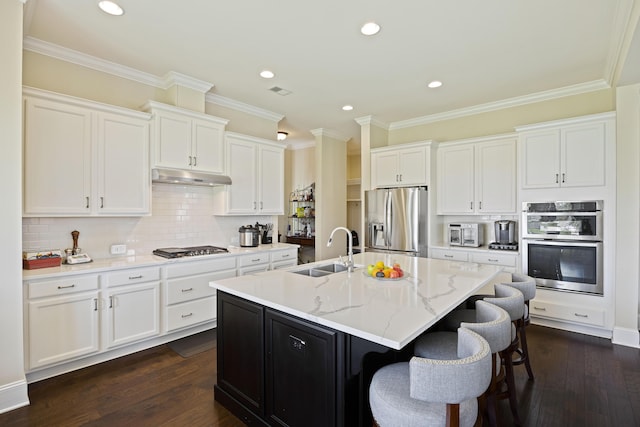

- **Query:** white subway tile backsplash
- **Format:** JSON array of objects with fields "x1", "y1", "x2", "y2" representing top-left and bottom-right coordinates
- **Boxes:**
[{"x1": 22, "y1": 184, "x2": 280, "y2": 259}]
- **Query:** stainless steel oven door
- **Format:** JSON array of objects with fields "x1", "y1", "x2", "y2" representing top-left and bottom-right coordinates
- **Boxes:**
[{"x1": 522, "y1": 239, "x2": 603, "y2": 295}]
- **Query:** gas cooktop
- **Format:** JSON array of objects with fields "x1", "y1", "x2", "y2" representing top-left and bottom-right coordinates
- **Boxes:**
[{"x1": 153, "y1": 245, "x2": 228, "y2": 258}]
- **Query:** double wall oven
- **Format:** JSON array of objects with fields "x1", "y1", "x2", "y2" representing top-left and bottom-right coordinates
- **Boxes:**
[{"x1": 522, "y1": 201, "x2": 603, "y2": 295}]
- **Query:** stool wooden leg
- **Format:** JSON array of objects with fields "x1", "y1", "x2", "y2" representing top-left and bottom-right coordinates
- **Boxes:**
[
  {"x1": 502, "y1": 347, "x2": 521, "y2": 426},
  {"x1": 519, "y1": 322, "x2": 534, "y2": 380}
]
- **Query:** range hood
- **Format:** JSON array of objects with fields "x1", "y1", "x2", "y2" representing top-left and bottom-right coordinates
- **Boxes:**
[{"x1": 151, "y1": 168, "x2": 232, "y2": 186}]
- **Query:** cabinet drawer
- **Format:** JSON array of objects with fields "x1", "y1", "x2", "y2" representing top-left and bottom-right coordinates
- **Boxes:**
[
  {"x1": 271, "y1": 249, "x2": 297, "y2": 263},
  {"x1": 104, "y1": 267, "x2": 160, "y2": 287},
  {"x1": 166, "y1": 296, "x2": 216, "y2": 332},
  {"x1": 430, "y1": 249, "x2": 468, "y2": 262},
  {"x1": 238, "y1": 252, "x2": 270, "y2": 267},
  {"x1": 271, "y1": 259, "x2": 298, "y2": 270},
  {"x1": 166, "y1": 270, "x2": 235, "y2": 305},
  {"x1": 469, "y1": 252, "x2": 517, "y2": 267},
  {"x1": 166, "y1": 256, "x2": 236, "y2": 279},
  {"x1": 529, "y1": 300, "x2": 605, "y2": 327},
  {"x1": 27, "y1": 275, "x2": 99, "y2": 299}
]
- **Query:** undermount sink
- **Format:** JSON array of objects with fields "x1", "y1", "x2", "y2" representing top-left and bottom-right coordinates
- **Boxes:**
[{"x1": 289, "y1": 262, "x2": 361, "y2": 277}]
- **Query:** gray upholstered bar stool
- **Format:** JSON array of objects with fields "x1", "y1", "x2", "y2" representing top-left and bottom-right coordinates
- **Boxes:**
[
  {"x1": 443, "y1": 284, "x2": 525, "y2": 426},
  {"x1": 414, "y1": 301, "x2": 512, "y2": 427},
  {"x1": 369, "y1": 328, "x2": 492, "y2": 427},
  {"x1": 502, "y1": 273, "x2": 537, "y2": 380}
]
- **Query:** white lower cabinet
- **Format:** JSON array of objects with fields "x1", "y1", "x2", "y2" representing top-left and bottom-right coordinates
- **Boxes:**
[
  {"x1": 270, "y1": 248, "x2": 298, "y2": 269},
  {"x1": 165, "y1": 257, "x2": 236, "y2": 332},
  {"x1": 430, "y1": 248, "x2": 469, "y2": 262},
  {"x1": 529, "y1": 299, "x2": 605, "y2": 327},
  {"x1": 25, "y1": 274, "x2": 100, "y2": 370},
  {"x1": 431, "y1": 247, "x2": 518, "y2": 272},
  {"x1": 237, "y1": 252, "x2": 271, "y2": 275}
]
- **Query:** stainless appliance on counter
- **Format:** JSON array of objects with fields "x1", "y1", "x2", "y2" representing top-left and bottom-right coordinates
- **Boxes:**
[
  {"x1": 239, "y1": 225, "x2": 260, "y2": 247},
  {"x1": 489, "y1": 220, "x2": 518, "y2": 251},
  {"x1": 522, "y1": 201, "x2": 603, "y2": 294},
  {"x1": 365, "y1": 187, "x2": 428, "y2": 257},
  {"x1": 448, "y1": 223, "x2": 483, "y2": 247},
  {"x1": 153, "y1": 245, "x2": 229, "y2": 258}
]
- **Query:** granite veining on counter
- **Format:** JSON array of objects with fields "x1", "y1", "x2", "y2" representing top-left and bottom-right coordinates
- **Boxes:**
[{"x1": 210, "y1": 252, "x2": 503, "y2": 349}]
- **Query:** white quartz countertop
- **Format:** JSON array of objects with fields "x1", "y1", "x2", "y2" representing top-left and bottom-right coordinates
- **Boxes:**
[
  {"x1": 209, "y1": 252, "x2": 503, "y2": 350},
  {"x1": 22, "y1": 243, "x2": 299, "y2": 280}
]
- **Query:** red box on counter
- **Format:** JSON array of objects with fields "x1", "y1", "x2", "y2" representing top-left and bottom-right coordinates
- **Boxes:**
[{"x1": 22, "y1": 256, "x2": 62, "y2": 270}]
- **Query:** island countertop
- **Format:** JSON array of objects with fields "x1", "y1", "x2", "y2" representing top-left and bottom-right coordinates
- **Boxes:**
[{"x1": 209, "y1": 252, "x2": 504, "y2": 350}]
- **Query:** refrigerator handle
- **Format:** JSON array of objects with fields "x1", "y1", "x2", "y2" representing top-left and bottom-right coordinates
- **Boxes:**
[{"x1": 385, "y1": 190, "x2": 392, "y2": 246}]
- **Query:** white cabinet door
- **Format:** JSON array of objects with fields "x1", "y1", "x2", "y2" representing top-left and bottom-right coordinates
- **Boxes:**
[
  {"x1": 27, "y1": 292, "x2": 100, "y2": 369},
  {"x1": 259, "y1": 144, "x2": 285, "y2": 214},
  {"x1": 372, "y1": 151, "x2": 400, "y2": 187},
  {"x1": 437, "y1": 144, "x2": 474, "y2": 214},
  {"x1": 561, "y1": 122, "x2": 606, "y2": 187},
  {"x1": 226, "y1": 137, "x2": 259, "y2": 214},
  {"x1": 475, "y1": 139, "x2": 517, "y2": 213},
  {"x1": 397, "y1": 146, "x2": 427, "y2": 185},
  {"x1": 104, "y1": 281, "x2": 160, "y2": 349},
  {"x1": 521, "y1": 130, "x2": 561, "y2": 189},
  {"x1": 153, "y1": 109, "x2": 192, "y2": 170},
  {"x1": 97, "y1": 111, "x2": 150, "y2": 215},
  {"x1": 192, "y1": 117, "x2": 225, "y2": 174},
  {"x1": 23, "y1": 97, "x2": 92, "y2": 215}
]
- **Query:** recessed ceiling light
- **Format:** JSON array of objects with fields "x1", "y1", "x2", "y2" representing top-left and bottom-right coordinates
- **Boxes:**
[
  {"x1": 360, "y1": 22, "x2": 381, "y2": 36},
  {"x1": 342, "y1": 105, "x2": 354, "y2": 111},
  {"x1": 260, "y1": 70, "x2": 275, "y2": 79},
  {"x1": 98, "y1": 1, "x2": 124, "y2": 16},
  {"x1": 428, "y1": 80, "x2": 443, "y2": 88}
]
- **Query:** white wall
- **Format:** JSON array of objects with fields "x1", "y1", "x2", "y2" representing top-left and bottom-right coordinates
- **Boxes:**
[{"x1": 0, "y1": 0, "x2": 30, "y2": 413}]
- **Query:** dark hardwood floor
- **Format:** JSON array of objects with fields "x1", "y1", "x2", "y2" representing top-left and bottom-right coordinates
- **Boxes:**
[{"x1": 1, "y1": 325, "x2": 639, "y2": 426}]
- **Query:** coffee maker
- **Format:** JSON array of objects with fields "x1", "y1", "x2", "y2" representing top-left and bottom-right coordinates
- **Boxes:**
[{"x1": 489, "y1": 220, "x2": 518, "y2": 250}]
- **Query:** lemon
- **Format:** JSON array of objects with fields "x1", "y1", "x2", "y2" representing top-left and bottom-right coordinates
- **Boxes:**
[{"x1": 375, "y1": 261, "x2": 385, "y2": 270}]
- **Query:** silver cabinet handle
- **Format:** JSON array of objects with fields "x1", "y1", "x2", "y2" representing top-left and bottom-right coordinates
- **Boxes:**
[
  {"x1": 399, "y1": 174, "x2": 402, "y2": 182},
  {"x1": 444, "y1": 254, "x2": 454, "y2": 258},
  {"x1": 181, "y1": 288, "x2": 194, "y2": 293},
  {"x1": 533, "y1": 306, "x2": 546, "y2": 311},
  {"x1": 574, "y1": 313, "x2": 588, "y2": 318},
  {"x1": 100, "y1": 197, "x2": 104, "y2": 208},
  {"x1": 281, "y1": 254, "x2": 290, "y2": 258},
  {"x1": 479, "y1": 201, "x2": 482, "y2": 210},
  {"x1": 487, "y1": 258, "x2": 499, "y2": 262},
  {"x1": 260, "y1": 201, "x2": 263, "y2": 210},
  {"x1": 193, "y1": 156, "x2": 197, "y2": 166},
  {"x1": 109, "y1": 296, "x2": 114, "y2": 309},
  {"x1": 188, "y1": 156, "x2": 192, "y2": 166},
  {"x1": 253, "y1": 201, "x2": 257, "y2": 209},
  {"x1": 555, "y1": 173, "x2": 559, "y2": 183},
  {"x1": 86, "y1": 197, "x2": 90, "y2": 208},
  {"x1": 128, "y1": 275, "x2": 143, "y2": 280},
  {"x1": 93, "y1": 298, "x2": 98, "y2": 311},
  {"x1": 470, "y1": 201, "x2": 473, "y2": 210},
  {"x1": 562, "y1": 173, "x2": 566, "y2": 183},
  {"x1": 181, "y1": 313, "x2": 193, "y2": 318},
  {"x1": 57, "y1": 284, "x2": 76, "y2": 290}
]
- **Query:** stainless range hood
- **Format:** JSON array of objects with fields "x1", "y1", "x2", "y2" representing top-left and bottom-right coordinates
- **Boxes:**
[{"x1": 151, "y1": 168, "x2": 232, "y2": 186}]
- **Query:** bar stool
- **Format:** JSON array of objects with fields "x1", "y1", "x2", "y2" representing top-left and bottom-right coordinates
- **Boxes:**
[
  {"x1": 414, "y1": 300, "x2": 512, "y2": 427},
  {"x1": 369, "y1": 328, "x2": 492, "y2": 427},
  {"x1": 502, "y1": 273, "x2": 536, "y2": 380}
]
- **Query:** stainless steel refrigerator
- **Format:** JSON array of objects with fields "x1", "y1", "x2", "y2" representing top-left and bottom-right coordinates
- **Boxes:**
[{"x1": 364, "y1": 187, "x2": 428, "y2": 257}]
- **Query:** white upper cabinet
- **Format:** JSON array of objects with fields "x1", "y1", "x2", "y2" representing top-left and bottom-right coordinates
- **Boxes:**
[
  {"x1": 213, "y1": 132, "x2": 285, "y2": 215},
  {"x1": 23, "y1": 88, "x2": 151, "y2": 217},
  {"x1": 518, "y1": 112, "x2": 614, "y2": 189},
  {"x1": 371, "y1": 141, "x2": 431, "y2": 188},
  {"x1": 144, "y1": 101, "x2": 228, "y2": 174},
  {"x1": 437, "y1": 136, "x2": 517, "y2": 214}
]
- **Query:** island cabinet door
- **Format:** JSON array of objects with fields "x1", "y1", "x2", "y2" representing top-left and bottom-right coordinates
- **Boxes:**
[
  {"x1": 265, "y1": 309, "x2": 343, "y2": 427},
  {"x1": 217, "y1": 292, "x2": 265, "y2": 417}
]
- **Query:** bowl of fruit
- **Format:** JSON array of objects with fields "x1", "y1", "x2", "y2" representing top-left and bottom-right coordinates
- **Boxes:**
[{"x1": 365, "y1": 261, "x2": 405, "y2": 281}]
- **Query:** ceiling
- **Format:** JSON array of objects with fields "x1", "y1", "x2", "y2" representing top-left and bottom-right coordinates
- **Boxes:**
[{"x1": 23, "y1": 0, "x2": 640, "y2": 150}]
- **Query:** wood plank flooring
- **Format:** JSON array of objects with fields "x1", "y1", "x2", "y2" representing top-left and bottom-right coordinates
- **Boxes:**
[{"x1": 1, "y1": 325, "x2": 639, "y2": 426}]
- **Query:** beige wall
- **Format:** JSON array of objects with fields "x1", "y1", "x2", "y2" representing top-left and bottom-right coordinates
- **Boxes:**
[
  {"x1": 388, "y1": 88, "x2": 616, "y2": 145},
  {"x1": 347, "y1": 154, "x2": 361, "y2": 180},
  {"x1": 0, "y1": 0, "x2": 29, "y2": 413}
]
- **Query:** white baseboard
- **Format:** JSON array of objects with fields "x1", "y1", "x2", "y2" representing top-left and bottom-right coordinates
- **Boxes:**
[
  {"x1": 612, "y1": 326, "x2": 640, "y2": 348},
  {"x1": 0, "y1": 379, "x2": 29, "y2": 415}
]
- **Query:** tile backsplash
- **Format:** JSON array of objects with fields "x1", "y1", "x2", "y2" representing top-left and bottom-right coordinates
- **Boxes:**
[{"x1": 22, "y1": 184, "x2": 278, "y2": 259}]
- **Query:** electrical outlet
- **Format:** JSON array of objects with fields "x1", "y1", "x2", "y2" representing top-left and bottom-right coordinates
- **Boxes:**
[{"x1": 110, "y1": 244, "x2": 127, "y2": 255}]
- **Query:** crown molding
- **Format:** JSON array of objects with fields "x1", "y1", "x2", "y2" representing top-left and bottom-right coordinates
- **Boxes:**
[
  {"x1": 310, "y1": 128, "x2": 350, "y2": 142},
  {"x1": 161, "y1": 71, "x2": 213, "y2": 93},
  {"x1": 354, "y1": 115, "x2": 389, "y2": 129},
  {"x1": 206, "y1": 93, "x2": 284, "y2": 122},
  {"x1": 23, "y1": 36, "x2": 285, "y2": 121},
  {"x1": 389, "y1": 79, "x2": 611, "y2": 130},
  {"x1": 23, "y1": 36, "x2": 161, "y2": 87}
]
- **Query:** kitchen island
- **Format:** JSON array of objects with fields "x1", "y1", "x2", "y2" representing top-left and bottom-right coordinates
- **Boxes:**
[{"x1": 209, "y1": 252, "x2": 504, "y2": 427}]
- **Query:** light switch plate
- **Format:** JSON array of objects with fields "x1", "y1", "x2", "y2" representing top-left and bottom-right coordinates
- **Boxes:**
[{"x1": 110, "y1": 244, "x2": 127, "y2": 255}]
